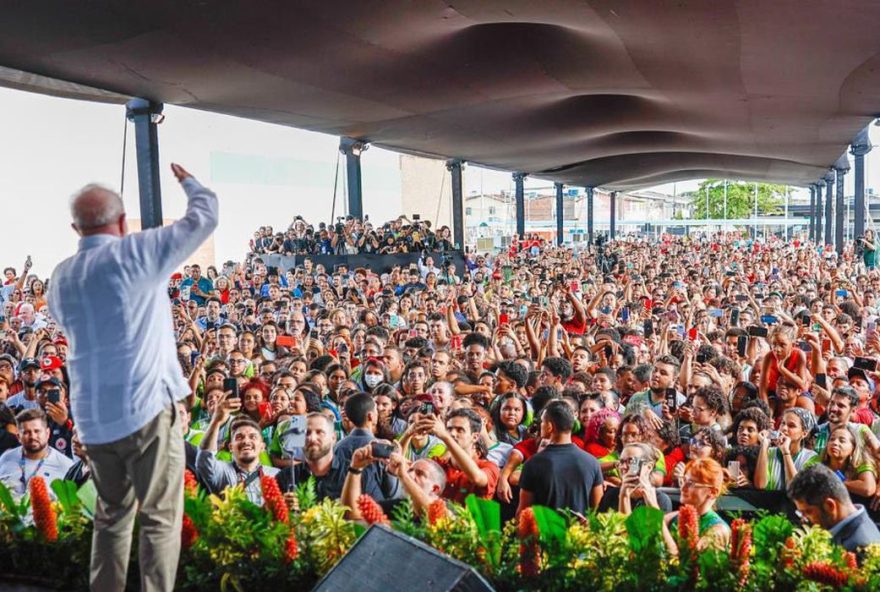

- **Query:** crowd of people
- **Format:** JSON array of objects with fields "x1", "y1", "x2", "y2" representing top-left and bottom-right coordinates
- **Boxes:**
[
  {"x1": 249, "y1": 214, "x2": 456, "y2": 256},
  {"x1": 4, "y1": 225, "x2": 880, "y2": 559}
]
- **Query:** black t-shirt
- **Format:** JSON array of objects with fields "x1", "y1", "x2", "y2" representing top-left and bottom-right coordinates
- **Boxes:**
[{"x1": 519, "y1": 443, "x2": 603, "y2": 514}]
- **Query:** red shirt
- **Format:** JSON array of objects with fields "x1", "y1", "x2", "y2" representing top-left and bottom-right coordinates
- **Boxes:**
[
  {"x1": 663, "y1": 447, "x2": 686, "y2": 487},
  {"x1": 514, "y1": 436, "x2": 587, "y2": 461},
  {"x1": 439, "y1": 457, "x2": 500, "y2": 504},
  {"x1": 561, "y1": 316, "x2": 587, "y2": 336}
]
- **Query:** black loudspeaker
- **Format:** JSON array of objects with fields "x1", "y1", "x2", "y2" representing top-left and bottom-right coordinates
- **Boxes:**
[{"x1": 312, "y1": 525, "x2": 495, "y2": 592}]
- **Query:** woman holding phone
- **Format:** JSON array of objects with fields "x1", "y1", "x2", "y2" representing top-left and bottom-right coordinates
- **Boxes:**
[{"x1": 754, "y1": 407, "x2": 818, "y2": 490}]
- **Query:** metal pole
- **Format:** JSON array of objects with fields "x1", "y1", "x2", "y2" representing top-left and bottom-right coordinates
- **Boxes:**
[
  {"x1": 586, "y1": 186, "x2": 594, "y2": 244},
  {"x1": 554, "y1": 182, "x2": 564, "y2": 246},
  {"x1": 723, "y1": 179, "x2": 728, "y2": 234},
  {"x1": 808, "y1": 185, "x2": 816, "y2": 241},
  {"x1": 815, "y1": 182, "x2": 824, "y2": 244},
  {"x1": 339, "y1": 137, "x2": 366, "y2": 220},
  {"x1": 125, "y1": 98, "x2": 164, "y2": 229},
  {"x1": 753, "y1": 182, "x2": 758, "y2": 239},
  {"x1": 513, "y1": 173, "x2": 526, "y2": 238},
  {"x1": 852, "y1": 126, "x2": 872, "y2": 240},
  {"x1": 824, "y1": 172, "x2": 834, "y2": 246},
  {"x1": 447, "y1": 160, "x2": 464, "y2": 249},
  {"x1": 835, "y1": 154, "x2": 849, "y2": 255},
  {"x1": 610, "y1": 191, "x2": 617, "y2": 239},
  {"x1": 784, "y1": 186, "x2": 789, "y2": 240}
]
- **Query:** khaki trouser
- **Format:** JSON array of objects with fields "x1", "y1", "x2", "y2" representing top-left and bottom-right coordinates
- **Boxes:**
[{"x1": 85, "y1": 404, "x2": 184, "y2": 592}]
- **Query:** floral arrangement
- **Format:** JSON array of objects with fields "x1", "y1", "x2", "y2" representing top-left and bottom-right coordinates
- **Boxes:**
[{"x1": 2, "y1": 475, "x2": 880, "y2": 591}]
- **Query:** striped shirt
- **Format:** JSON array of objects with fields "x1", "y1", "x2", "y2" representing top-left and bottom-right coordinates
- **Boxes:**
[{"x1": 763, "y1": 447, "x2": 818, "y2": 491}]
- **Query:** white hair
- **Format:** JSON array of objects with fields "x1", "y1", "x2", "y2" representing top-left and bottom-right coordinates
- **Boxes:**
[{"x1": 70, "y1": 184, "x2": 124, "y2": 230}]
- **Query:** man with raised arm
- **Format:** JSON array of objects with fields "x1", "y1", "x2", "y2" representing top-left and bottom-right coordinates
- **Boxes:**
[{"x1": 49, "y1": 164, "x2": 218, "y2": 592}]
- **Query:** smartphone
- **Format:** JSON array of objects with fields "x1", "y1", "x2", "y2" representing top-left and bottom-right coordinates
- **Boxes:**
[
  {"x1": 695, "y1": 352, "x2": 708, "y2": 364},
  {"x1": 737, "y1": 335, "x2": 748, "y2": 357},
  {"x1": 643, "y1": 319, "x2": 654, "y2": 339},
  {"x1": 47, "y1": 389, "x2": 61, "y2": 405},
  {"x1": 276, "y1": 335, "x2": 297, "y2": 348},
  {"x1": 853, "y1": 357, "x2": 878, "y2": 372},
  {"x1": 797, "y1": 340, "x2": 812, "y2": 353},
  {"x1": 687, "y1": 327, "x2": 698, "y2": 341},
  {"x1": 735, "y1": 294, "x2": 749, "y2": 302},
  {"x1": 604, "y1": 344, "x2": 613, "y2": 359},
  {"x1": 190, "y1": 351, "x2": 201, "y2": 366},
  {"x1": 727, "y1": 460, "x2": 741, "y2": 481},
  {"x1": 867, "y1": 321, "x2": 877, "y2": 342},
  {"x1": 371, "y1": 441, "x2": 395, "y2": 459},
  {"x1": 665, "y1": 388, "x2": 678, "y2": 412},
  {"x1": 419, "y1": 402, "x2": 435, "y2": 416},
  {"x1": 499, "y1": 313, "x2": 510, "y2": 326},
  {"x1": 835, "y1": 289, "x2": 848, "y2": 298},
  {"x1": 747, "y1": 326, "x2": 769, "y2": 338},
  {"x1": 730, "y1": 309, "x2": 740, "y2": 327},
  {"x1": 223, "y1": 377, "x2": 239, "y2": 397},
  {"x1": 760, "y1": 315, "x2": 778, "y2": 325},
  {"x1": 708, "y1": 308, "x2": 723, "y2": 318},
  {"x1": 620, "y1": 306, "x2": 630, "y2": 323},
  {"x1": 627, "y1": 457, "x2": 642, "y2": 477}
]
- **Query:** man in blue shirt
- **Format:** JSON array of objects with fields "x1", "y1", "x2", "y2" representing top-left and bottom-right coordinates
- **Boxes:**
[{"x1": 180, "y1": 263, "x2": 214, "y2": 305}]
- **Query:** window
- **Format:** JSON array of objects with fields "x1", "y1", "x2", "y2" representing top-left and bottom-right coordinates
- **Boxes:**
[
  {"x1": 465, "y1": 207, "x2": 472, "y2": 215},
  {"x1": 488, "y1": 206, "x2": 496, "y2": 215}
]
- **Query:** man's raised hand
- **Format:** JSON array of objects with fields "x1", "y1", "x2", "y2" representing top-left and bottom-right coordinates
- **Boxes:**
[{"x1": 171, "y1": 163, "x2": 193, "y2": 182}]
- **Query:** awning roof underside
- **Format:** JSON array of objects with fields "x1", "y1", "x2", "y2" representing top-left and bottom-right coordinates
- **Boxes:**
[{"x1": 2, "y1": 1, "x2": 880, "y2": 190}]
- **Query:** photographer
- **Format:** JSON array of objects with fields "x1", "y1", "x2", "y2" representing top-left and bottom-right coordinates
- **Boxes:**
[{"x1": 341, "y1": 441, "x2": 446, "y2": 518}]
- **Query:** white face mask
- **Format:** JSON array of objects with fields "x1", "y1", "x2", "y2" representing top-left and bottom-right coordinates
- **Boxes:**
[{"x1": 364, "y1": 374, "x2": 383, "y2": 388}]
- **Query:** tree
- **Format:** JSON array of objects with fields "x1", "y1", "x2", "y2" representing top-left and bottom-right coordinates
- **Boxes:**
[{"x1": 687, "y1": 179, "x2": 786, "y2": 220}]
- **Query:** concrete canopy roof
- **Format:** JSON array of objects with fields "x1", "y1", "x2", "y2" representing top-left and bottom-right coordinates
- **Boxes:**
[{"x1": 1, "y1": 1, "x2": 879, "y2": 190}]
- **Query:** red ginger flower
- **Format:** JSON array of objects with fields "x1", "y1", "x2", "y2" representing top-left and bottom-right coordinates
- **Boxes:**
[
  {"x1": 284, "y1": 530, "x2": 299, "y2": 563},
  {"x1": 729, "y1": 518, "x2": 752, "y2": 586},
  {"x1": 29, "y1": 476, "x2": 58, "y2": 542},
  {"x1": 517, "y1": 507, "x2": 541, "y2": 577},
  {"x1": 184, "y1": 469, "x2": 199, "y2": 496},
  {"x1": 357, "y1": 494, "x2": 389, "y2": 525},
  {"x1": 677, "y1": 504, "x2": 699, "y2": 551},
  {"x1": 181, "y1": 514, "x2": 199, "y2": 550},
  {"x1": 260, "y1": 474, "x2": 289, "y2": 523},
  {"x1": 844, "y1": 551, "x2": 858, "y2": 570},
  {"x1": 781, "y1": 536, "x2": 798, "y2": 568},
  {"x1": 803, "y1": 561, "x2": 850, "y2": 587},
  {"x1": 427, "y1": 499, "x2": 448, "y2": 525}
]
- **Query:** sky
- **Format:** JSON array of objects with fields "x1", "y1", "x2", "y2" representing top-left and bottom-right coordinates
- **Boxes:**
[{"x1": 1, "y1": 86, "x2": 876, "y2": 277}]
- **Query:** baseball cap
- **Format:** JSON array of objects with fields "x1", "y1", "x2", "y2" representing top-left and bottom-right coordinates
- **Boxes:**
[
  {"x1": 35, "y1": 376, "x2": 62, "y2": 390},
  {"x1": 170, "y1": 272, "x2": 183, "y2": 281},
  {"x1": 53, "y1": 336, "x2": 68, "y2": 347},
  {"x1": 40, "y1": 356, "x2": 63, "y2": 372},
  {"x1": 0, "y1": 354, "x2": 16, "y2": 367},
  {"x1": 18, "y1": 357, "x2": 39, "y2": 372},
  {"x1": 848, "y1": 367, "x2": 876, "y2": 392}
]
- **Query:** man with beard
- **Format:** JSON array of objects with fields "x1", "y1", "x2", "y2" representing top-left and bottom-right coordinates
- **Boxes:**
[
  {"x1": 275, "y1": 413, "x2": 345, "y2": 500},
  {"x1": 5, "y1": 358, "x2": 41, "y2": 410},
  {"x1": 789, "y1": 464, "x2": 880, "y2": 557},
  {"x1": 197, "y1": 390, "x2": 279, "y2": 505},
  {"x1": 813, "y1": 386, "x2": 880, "y2": 458},
  {"x1": 624, "y1": 355, "x2": 686, "y2": 429},
  {"x1": 0, "y1": 408, "x2": 73, "y2": 498}
]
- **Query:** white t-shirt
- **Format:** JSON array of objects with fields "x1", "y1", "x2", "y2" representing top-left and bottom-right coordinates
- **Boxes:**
[{"x1": 0, "y1": 446, "x2": 74, "y2": 498}]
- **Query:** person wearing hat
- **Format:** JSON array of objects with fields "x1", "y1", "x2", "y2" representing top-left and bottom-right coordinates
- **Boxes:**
[
  {"x1": 39, "y1": 355, "x2": 65, "y2": 383},
  {"x1": 848, "y1": 367, "x2": 878, "y2": 427},
  {"x1": 34, "y1": 375, "x2": 74, "y2": 459},
  {"x1": 5, "y1": 358, "x2": 40, "y2": 412}
]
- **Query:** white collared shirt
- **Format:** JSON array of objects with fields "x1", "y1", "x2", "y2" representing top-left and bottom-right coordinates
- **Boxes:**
[{"x1": 48, "y1": 178, "x2": 219, "y2": 445}]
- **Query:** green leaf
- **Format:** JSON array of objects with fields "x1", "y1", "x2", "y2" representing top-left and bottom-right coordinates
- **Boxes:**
[
  {"x1": 50, "y1": 479, "x2": 81, "y2": 515},
  {"x1": 465, "y1": 494, "x2": 501, "y2": 537},
  {"x1": 352, "y1": 522, "x2": 366, "y2": 539},
  {"x1": 531, "y1": 505, "x2": 567, "y2": 545},
  {"x1": 77, "y1": 479, "x2": 98, "y2": 518},
  {"x1": 625, "y1": 506, "x2": 664, "y2": 553},
  {"x1": 0, "y1": 480, "x2": 20, "y2": 517}
]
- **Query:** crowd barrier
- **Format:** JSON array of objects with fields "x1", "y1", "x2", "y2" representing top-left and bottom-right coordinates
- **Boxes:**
[{"x1": 259, "y1": 250, "x2": 467, "y2": 275}]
